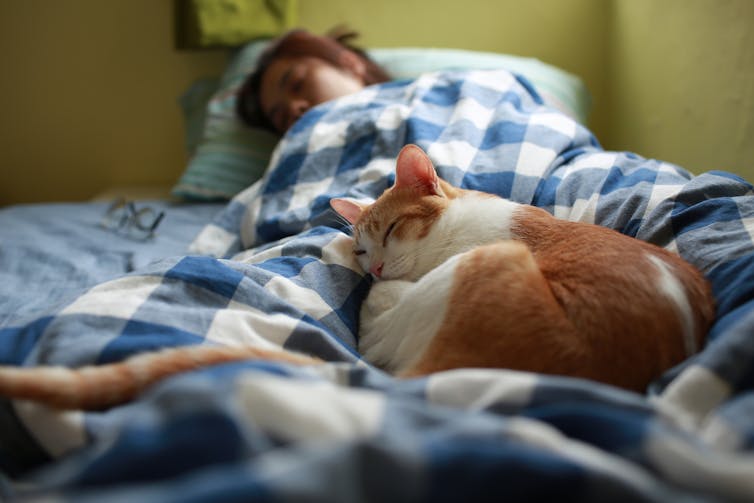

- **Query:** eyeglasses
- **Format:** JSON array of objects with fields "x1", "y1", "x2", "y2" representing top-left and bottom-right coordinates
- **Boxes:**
[{"x1": 99, "y1": 198, "x2": 165, "y2": 239}]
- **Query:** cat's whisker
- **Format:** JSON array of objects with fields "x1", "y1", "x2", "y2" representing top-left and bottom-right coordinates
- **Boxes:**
[{"x1": 325, "y1": 212, "x2": 355, "y2": 234}]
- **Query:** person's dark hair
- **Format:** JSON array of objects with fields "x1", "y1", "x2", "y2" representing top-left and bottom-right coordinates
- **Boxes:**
[{"x1": 236, "y1": 28, "x2": 391, "y2": 133}]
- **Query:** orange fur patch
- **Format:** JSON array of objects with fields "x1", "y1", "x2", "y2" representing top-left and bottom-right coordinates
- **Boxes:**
[
  {"x1": 401, "y1": 205, "x2": 715, "y2": 391},
  {"x1": 355, "y1": 185, "x2": 448, "y2": 243}
]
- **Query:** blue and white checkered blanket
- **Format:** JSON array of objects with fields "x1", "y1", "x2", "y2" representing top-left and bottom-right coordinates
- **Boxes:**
[{"x1": 3, "y1": 70, "x2": 754, "y2": 501}]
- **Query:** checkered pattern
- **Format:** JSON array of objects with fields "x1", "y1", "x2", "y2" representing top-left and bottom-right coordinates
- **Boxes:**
[{"x1": 3, "y1": 70, "x2": 754, "y2": 501}]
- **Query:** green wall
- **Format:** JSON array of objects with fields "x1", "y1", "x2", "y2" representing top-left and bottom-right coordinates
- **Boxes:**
[
  {"x1": 0, "y1": 0, "x2": 228, "y2": 205},
  {"x1": 300, "y1": 0, "x2": 754, "y2": 177},
  {"x1": 606, "y1": 0, "x2": 754, "y2": 174},
  {"x1": 1, "y1": 0, "x2": 752, "y2": 204}
]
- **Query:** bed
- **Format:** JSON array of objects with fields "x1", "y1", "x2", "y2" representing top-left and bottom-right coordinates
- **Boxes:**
[{"x1": 2, "y1": 40, "x2": 754, "y2": 502}]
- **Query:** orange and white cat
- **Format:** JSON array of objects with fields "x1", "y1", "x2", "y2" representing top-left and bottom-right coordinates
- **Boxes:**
[
  {"x1": 0, "y1": 145, "x2": 715, "y2": 410},
  {"x1": 330, "y1": 144, "x2": 715, "y2": 391}
]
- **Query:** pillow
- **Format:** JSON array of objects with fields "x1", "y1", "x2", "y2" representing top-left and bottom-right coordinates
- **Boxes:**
[
  {"x1": 178, "y1": 76, "x2": 220, "y2": 155},
  {"x1": 369, "y1": 48, "x2": 591, "y2": 125},
  {"x1": 172, "y1": 40, "x2": 278, "y2": 201},
  {"x1": 172, "y1": 43, "x2": 592, "y2": 201}
]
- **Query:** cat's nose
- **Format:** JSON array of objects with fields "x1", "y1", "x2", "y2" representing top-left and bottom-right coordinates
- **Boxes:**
[{"x1": 370, "y1": 262, "x2": 384, "y2": 278}]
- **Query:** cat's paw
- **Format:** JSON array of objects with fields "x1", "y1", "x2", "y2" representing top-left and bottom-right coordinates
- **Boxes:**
[{"x1": 363, "y1": 280, "x2": 412, "y2": 316}]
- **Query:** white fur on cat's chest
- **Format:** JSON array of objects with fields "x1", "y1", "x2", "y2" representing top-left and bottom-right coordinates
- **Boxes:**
[
  {"x1": 411, "y1": 194, "x2": 519, "y2": 278},
  {"x1": 358, "y1": 254, "x2": 465, "y2": 373}
]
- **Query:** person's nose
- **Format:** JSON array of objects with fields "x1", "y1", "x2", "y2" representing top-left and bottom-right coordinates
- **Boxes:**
[{"x1": 287, "y1": 99, "x2": 309, "y2": 125}]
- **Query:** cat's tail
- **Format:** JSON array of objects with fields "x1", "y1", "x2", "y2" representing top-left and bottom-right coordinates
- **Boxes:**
[{"x1": 0, "y1": 345, "x2": 322, "y2": 410}]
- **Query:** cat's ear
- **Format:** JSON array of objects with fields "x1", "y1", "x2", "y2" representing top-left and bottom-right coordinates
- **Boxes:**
[
  {"x1": 395, "y1": 144, "x2": 441, "y2": 196},
  {"x1": 330, "y1": 198, "x2": 366, "y2": 224}
]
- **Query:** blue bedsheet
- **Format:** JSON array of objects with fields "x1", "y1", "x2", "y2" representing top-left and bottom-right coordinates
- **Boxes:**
[
  {"x1": 0, "y1": 200, "x2": 222, "y2": 328},
  {"x1": 2, "y1": 70, "x2": 754, "y2": 502}
]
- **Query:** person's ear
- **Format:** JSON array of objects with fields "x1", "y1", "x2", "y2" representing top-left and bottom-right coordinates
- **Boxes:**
[{"x1": 338, "y1": 50, "x2": 367, "y2": 81}]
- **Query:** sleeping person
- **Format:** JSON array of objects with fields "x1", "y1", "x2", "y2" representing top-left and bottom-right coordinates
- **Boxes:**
[{"x1": 236, "y1": 28, "x2": 391, "y2": 134}]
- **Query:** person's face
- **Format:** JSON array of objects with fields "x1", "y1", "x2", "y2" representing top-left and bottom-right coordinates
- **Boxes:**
[{"x1": 259, "y1": 55, "x2": 366, "y2": 133}]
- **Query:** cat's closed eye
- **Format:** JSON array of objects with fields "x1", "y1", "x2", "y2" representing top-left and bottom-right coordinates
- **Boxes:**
[
  {"x1": 383, "y1": 221, "x2": 398, "y2": 247},
  {"x1": 354, "y1": 249, "x2": 366, "y2": 256}
]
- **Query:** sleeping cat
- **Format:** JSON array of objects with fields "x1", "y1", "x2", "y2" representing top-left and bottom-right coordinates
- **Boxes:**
[
  {"x1": 0, "y1": 145, "x2": 715, "y2": 410},
  {"x1": 330, "y1": 144, "x2": 715, "y2": 391}
]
